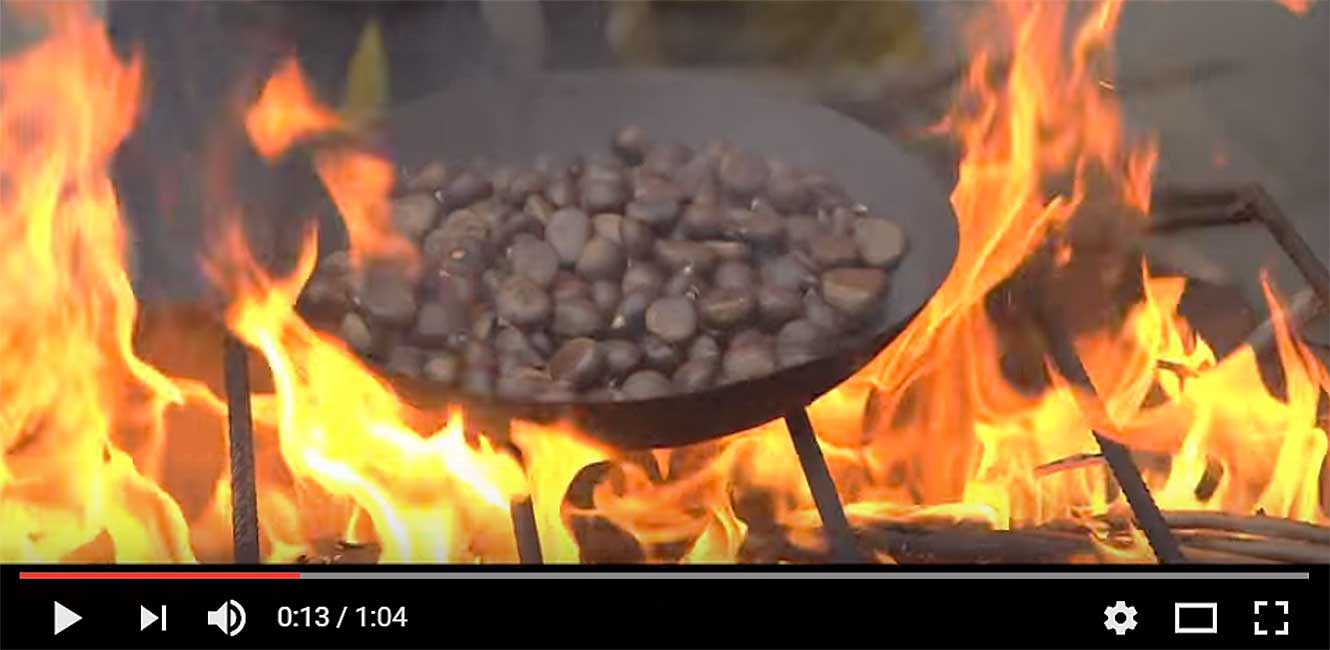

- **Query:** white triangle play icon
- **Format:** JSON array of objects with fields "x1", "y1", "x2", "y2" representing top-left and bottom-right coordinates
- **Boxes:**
[
  {"x1": 53, "y1": 601, "x2": 81, "y2": 635},
  {"x1": 140, "y1": 605, "x2": 160, "y2": 631}
]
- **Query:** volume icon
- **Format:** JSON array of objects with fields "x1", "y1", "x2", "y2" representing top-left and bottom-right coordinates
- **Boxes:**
[
  {"x1": 207, "y1": 600, "x2": 246, "y2": 636},
  {"x1": 140, "y1": 604, "x2": 166, "y2": 631}
]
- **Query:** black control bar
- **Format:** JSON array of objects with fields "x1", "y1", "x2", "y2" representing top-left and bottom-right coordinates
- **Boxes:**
[{"x1": 2, "y1": 564, "x2": 1325, "y2": 649}]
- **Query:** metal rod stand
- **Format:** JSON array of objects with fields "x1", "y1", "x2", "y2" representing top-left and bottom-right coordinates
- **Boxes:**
[
  {"x1": 1151, "y1": 183, "x2": 1329, "y2": 312},
  {"x1": 465, "y1": 408, "x2": 546, "y2": 565},
  {"x1": 224, "y1": 335, "x2": 261, "y2": 564},
  {"x1": 784, "y1": 407, "x2": 865, "y2": 564},
  {"x1": 510, "y1": 497, "x2": 544, "y2": 564},
  {"x1": 1243, "y1": 184, "x2": 1330, "y2": 310},
  {"x1": 1030, "y1": 311, "x2": 1187, "y2": 564}
]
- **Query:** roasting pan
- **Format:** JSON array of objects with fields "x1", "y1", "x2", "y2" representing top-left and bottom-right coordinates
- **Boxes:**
[{"x1": 331, "y1": 71, "x2": 959, "y2": 449}]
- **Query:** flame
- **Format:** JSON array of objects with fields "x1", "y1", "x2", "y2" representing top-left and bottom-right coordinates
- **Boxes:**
[
  {"x1": 208, "y1": 224, "x2": 527, "y2": 562},
  {"x1": 244, "y1": 58, "x2": 343, "y2": 161},
  {"x1": 838, "y1": 0, "x2": 1161, "y2": 530},
  {"x1": 311, "y1": 147, "x2": 418, "y2": 273},
  {"x1": 2, "y1": 0, "x2": 1324, "y2": 566},
  {"x1": 231, "y1": 60, "x2": 518, "y2": 560},
  {"x1": 544, "y1": 0, "x2": 1325, "y2": 558},
  {"x1": 245, "y1": 58, "x2": 415, "y2": 272},
  {"x1": 0, "y1": 3, "x2": 202, "y2": 562},
  {"x1": 1276, "y1": 0, "x2": 1314, "y2": 15},
  {"x1": 1135, "y1": 273, "x2": 1329, "y2": 522},
  {"x1": 509, "y1": 422, "x2": 612, "y2": 562}
]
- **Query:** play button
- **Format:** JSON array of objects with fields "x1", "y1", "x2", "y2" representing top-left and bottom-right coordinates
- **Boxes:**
[
  {"x1": 53, "y1": 601, "x2": 81, "y2": 635},
  {"x1": 140, "y1": 604, "x2": 166, "y2": 631}
]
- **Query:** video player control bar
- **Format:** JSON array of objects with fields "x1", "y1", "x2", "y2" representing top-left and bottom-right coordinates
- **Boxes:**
[{"x1": 2, "y1": 565, "x2": 1325, "y2": 649}]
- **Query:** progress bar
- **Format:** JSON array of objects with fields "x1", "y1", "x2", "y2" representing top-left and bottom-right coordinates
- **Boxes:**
[
  {"x1": 19, "y1": 572, "x2": 299, "y2": 580},
  {"x1": 18, "y1": 571, "x2": 1310, "y2": 580}
]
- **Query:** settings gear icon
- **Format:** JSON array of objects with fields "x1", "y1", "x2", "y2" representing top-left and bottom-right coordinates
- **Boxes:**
[{"x1": 1103, "y1": 601, "x2": 1138, "y2": 635}]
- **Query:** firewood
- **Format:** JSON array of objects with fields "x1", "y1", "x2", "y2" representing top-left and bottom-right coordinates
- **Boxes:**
[
  {"x1": 1174, "y1": 534, "x2": 1328, "y2": 565},
  {"x1": 1162, "y1": 510, "x2": 1330, "y2": 546}
]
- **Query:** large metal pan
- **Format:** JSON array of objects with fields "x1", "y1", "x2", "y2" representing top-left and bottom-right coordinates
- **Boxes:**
[{"x1": 367, "y1": 71, "x2": 957, "y2": 450}]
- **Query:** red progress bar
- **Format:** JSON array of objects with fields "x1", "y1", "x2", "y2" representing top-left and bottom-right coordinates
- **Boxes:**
[{"x1": 19, "y1": 571, "x2": 300, "y2": 580}]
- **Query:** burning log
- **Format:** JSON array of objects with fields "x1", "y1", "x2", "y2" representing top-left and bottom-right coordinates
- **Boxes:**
[
  {"x1": 1172, "y1": 535, "x2": 1328, "y2": 565},
  {"x1": 1034, "y1": 452, "x2": 1105, "y2": 477},
  {"x1": 296, "y1": 539, "x2": 382, "y2": 565},
  {"x1": 1162, "y1": 510, "x2": 1330, "y2": 546},
  {"x1": 855, "y1": 526, "x2": 1092, "y2": 564},
  {"x1": 564, "y1": 462, "x2": 648, "y2": 564},
  {"x1": 985, "y1": 189, "x2": 1152, "y2": 395},
  {"x1": 738, "y1": 511, "x2": 1328, "y2": 565}
]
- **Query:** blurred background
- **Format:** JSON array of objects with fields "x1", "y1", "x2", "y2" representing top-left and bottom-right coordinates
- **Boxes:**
[{"x1": 2, "y1": 0, "x2": 1326, "y2": 341}]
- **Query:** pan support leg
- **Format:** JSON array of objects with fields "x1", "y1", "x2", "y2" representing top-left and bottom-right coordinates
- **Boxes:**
[
  {"x1": 224, "y1": 336, "x2": 261, "y2": 564},
  {"x1": 510, "y1": 496, "x2": 544, "y2": 564},
  {"x1": 784, "y1": 407, "x2": 865, "y2": 563},
  {"x1": 465, "y1": 408, "x2": 545, "y2": 564},
  {"x1": 484, "y1": 407, "x2": 865, "y2": 564},
  {"x1": 1031, "y1": 302, "x2": 1186, "y2": 564}
]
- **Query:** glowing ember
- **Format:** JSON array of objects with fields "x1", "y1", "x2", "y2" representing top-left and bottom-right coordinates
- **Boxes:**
[{"x1": 0, "y1": 0, "x2": 1324, "y2": 565}]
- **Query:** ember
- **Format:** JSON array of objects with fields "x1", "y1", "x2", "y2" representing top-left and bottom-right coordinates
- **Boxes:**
[{"x1": 0, "y1": 0, "x2": 1325, "y2": 566}]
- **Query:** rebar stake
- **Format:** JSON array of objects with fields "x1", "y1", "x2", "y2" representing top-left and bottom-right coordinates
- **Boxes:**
[
  {"x1": 1030, "y1": 311, "x2": 1187, "y2": 564},
  {"x1": 1151, "y1": 183, "x2": 1329, "y2": 312},
  {"x1": 784, "y1": 407, "x2": 865, "y2": 564},
  {"x1": 468, "y1": 408, "x2": 545, "y2": 565},
  {"x1": 510, "y1": 497, "x2": 544, "y2": 564},
  {"x1": 224, "y1": 335, "x2": 261, "y2": 564}
]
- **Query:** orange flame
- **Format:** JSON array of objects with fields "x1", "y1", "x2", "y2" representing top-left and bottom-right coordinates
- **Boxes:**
[
  {"x1": 245, "y1": 58, "x2": 415, "y2": 273},
  {"x1": 244, "y1": 58, "x2": 342, "y2": 161},
  {"x1": 0, "y1": 3, "x2": 204, "y2": 562},
  {"x1": 510, "y1": 422, "x2": 612, "y2": 562},
  {"x1": 311, "y1": 148, "x2": 418, "y2": 273},
  {"x1": 207, "y1": 224, "x2": 526, "y2": 562},
  {"x1": 1276, "y1": 0, "x2": 1314, "y2": 15},
  {"x1": 549, "y1": 0, "x2": 1324, "y2": 559}
]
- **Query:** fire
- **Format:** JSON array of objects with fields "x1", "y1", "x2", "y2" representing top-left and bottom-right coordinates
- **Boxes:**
[
  {"x1": 247, "y1": 57, "x2": 416, "y2": 273},
  {"x1": 244, "y1": 58, "x2": 343, "y2": 162},
  {"x1": 509, "y1": 422, "x2": 612, "y2": 562},
  {"x1": 561, "y1": 0, "x2": 1326, "y2": 557},
  {"x1": 1276, "y1": 0, "x2": 1314, "y2": 16},
  {"x1": 209, "y1": 225, "x2": 528, "y2": 562},
  {"x1": 311, "y1": 148, "x2": 419, "y2": 274},
  {"x1": 1139, "y1": 273, "x2": 1328, "y2": 522},
  {"x1": 0, "y1": 3, "x2": 198, "y2": 562},
  {"x1": 1, "y1": 0, "x2": 1325, "y2": 565}
]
